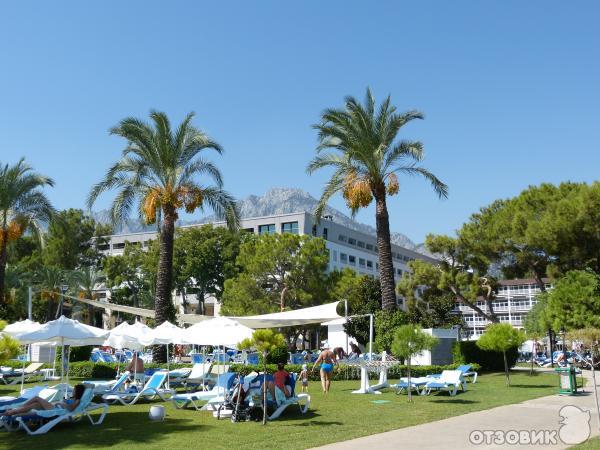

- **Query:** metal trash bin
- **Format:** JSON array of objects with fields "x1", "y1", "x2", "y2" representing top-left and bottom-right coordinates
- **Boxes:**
[{"x1": 555, "y1": 364, "x2": 578, "y2": 395}]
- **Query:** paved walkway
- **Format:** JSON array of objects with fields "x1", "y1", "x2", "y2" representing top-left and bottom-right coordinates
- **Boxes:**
[{"x1": 314, "y1": 369, "x2": 600, "y2": 450}]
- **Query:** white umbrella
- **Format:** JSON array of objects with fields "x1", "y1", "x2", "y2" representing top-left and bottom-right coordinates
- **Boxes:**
[
  {"x1": 2, "y1": 319, "x2": 44, "y2": 392},
  {"x1": 104, "y1": 322, "x2": 145, "y2": 351},
  {"x1": 182, "y1": 316, "x2": 253, "y2": 347},
  {"x1": 13, "y1": 316, "x2": 109, "y2": 393},
  {"x1": 149, "y1": 321, "x2": 186, "y2": 388}
]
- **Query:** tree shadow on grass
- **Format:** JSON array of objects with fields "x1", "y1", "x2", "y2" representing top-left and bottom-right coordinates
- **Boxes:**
[
  {"x1": 285, "y1": 420, "x2": 344, "y2": 427},
  {"x1": 508, "y1": 384, "x2": 554, "y2": 389},
  {"x1": 429, "y1": 399, "x2": 479, "y2": 404},
  {"x1": 2, "y1": 410, "x2": 210, "y2": 450}
]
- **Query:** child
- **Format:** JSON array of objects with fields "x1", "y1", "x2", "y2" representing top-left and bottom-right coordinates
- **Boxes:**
[{"x1": 300, "y1": 364, "x2": 309, "y2": 393}]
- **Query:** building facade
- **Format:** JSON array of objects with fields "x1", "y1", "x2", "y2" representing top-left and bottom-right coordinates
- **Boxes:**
[
  {"x1": 456, "y1": 278, "x2": 552, "y2": 339},
  {"x1": 99, "y1": 211, "x2": 438, "y2": 313}
]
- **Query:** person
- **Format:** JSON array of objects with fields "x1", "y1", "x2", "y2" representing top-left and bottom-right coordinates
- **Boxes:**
[
  {"x1": 126, "y1": 352, "x2": 145, "y2": 384},
  {"x1": 300, "y1": 364, "x2": 309, "y2": 393},
  {"x1": 263, "y1": 363, "x2": 291, "y2": 406},
  {"x1": 303, "y1": 349, "x2": 313, "y2": 363},
  {"x1": 311, "y1": 347, "x2": 337, "y2": 395},
  {"x1": 4, "y1": 384, "x2": 86, "y2": 416},
  {"x1": 349, "y1": 342, "x2": 362, "y2": 358},
  {"x1": 333, "y1": 347, "x2": 346, "y2": 360}
]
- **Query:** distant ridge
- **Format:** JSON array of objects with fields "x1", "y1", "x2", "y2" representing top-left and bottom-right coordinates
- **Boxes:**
[{"x1": 92, "y1": 187, "x2": 431, "y2": 254}]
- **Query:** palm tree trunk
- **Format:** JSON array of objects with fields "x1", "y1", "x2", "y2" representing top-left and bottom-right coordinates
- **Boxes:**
[
  {"x1": 195, "y1": 288, "x2": 205, "y2": 314},
  {"x1": 0, "y1": 233, "x2": 7, "y2": 304},
  {"x1": 153, "y1": 205, "x2": 177, "y2": 363},
  {"x1": 374, "y1": 193, "x2": 397, "y2": 311}
]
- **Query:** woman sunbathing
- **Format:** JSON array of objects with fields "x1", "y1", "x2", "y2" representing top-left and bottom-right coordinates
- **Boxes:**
[{"x1": 3, "y1": 384, "x2": 86, "y2": 416}]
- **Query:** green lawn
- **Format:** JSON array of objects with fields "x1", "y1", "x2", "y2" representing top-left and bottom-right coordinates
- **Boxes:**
[
  {"x1": 569, "y1": 436, "x2": 600, "y2": 449},
  {"x1": 0, "y1": 371, "x2": 558, "y2": 450}
]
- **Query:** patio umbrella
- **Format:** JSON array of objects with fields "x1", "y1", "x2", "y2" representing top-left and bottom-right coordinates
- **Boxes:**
[
  {"x1": 2, "y1": 319, "x2": 44, "y2": 392},
  {"x1": 104, "y1": 322, "x2": 146, "y2": 376},
  {"x1": 182, "y1": 317, "x2": 253, "y2": 347},
  {"x1": 149, "y1": 321, "x2": 186, "y2": 388},
  {"x1": 13, "y1": 316, "x2": 109, "y2": 394}
]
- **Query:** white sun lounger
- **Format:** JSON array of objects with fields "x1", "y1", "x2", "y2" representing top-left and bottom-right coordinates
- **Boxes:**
[
  {"x1": 102, "y1": 371, "x2": 173, "y2": 406},
  {"x1": 424, "y1": 370, "x2": 467, "y2": 396}
]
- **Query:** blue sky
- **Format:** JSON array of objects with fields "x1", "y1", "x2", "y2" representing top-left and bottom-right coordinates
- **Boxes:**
[{"x1": 1, "y1": 1, "x2": 598, "y2": 243}]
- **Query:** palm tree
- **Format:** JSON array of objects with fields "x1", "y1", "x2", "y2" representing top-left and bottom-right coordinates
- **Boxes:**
[
  {"x1": 34, "y1": 266, "x2": 68, "y2": 321},
  {"x1": 0, "y1": 159, "x2": 54, "y2": 304},
  {"x1": 307, "y1": 89, "x2": 448, "y2": 310},
  {"x1": 71, "y1": 267, "x2": 104, "y2": 326},
  {"x1": 87, "y1": 111, "x2": 239, "y2": 361}
]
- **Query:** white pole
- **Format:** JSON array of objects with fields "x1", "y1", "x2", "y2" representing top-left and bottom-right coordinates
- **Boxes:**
[
  {"x1": 344, "y1": 299, "x2": 349, "y2": 356},
  {"x1": 28, "y1": 287, "x2": 32, "y2": 321},
  {"x1": 20, "y1": 345, "x2": 26, "y2": 393},
  {"x1": 369, "y1": 314, "x2": 373, "y2": 361},
  {"x1": 166, "y1": 344, "x2": 170, "y2": 389}
]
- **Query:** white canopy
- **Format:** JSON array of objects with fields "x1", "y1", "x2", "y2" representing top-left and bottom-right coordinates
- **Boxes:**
[
  {"x1": 2, "y1": 319, "x2": 43, "y2": 339},
  {"x1": 13, "y1": 316, "x2": 109, "y2": 346},
  {"x1": 232, "y1": 301, "x2": 342, "y2": 328},
  {"x1": 182, "y1": 316, "x2": 254, "y2": 347},
  {"x1": 104, "y1": 322, "x2": 142, "y2": 350},
  {"x1": 150, "y1": 321, "x2": 185, "y2": 345}
]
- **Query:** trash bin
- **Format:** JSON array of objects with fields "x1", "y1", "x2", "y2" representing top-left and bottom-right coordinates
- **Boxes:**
[{"x1": 555, "y1": 364, "x2": 578, "y2": 395}]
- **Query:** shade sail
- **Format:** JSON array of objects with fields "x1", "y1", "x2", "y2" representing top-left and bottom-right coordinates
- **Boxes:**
[
  {"x1": 182, "y1": 317, "x2": 254, "y2": 347},
  {"x1": 232, "y1": 301, "x2": 342, "y2": 328},
  {"x1": 14, "y1": 316, "x2": 109, "y2": 346}
]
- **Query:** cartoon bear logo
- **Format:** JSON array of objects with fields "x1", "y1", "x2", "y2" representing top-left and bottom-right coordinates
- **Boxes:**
[{"x1": 559, "y1": 405, "x2": 591, "y2": 445}]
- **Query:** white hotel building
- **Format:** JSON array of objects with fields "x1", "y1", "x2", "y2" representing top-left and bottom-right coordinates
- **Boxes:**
[
  {"x1": 99, "y1": 211, "x2": 438, "y2": 313},
  {"x1": 456, "y1": 278, "x2": 552, "y2": 339}
]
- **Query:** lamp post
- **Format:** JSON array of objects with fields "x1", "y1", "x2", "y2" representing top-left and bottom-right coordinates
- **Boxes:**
[{"x1": 560, "y1": 326, "x2": 567, "y2": 364}]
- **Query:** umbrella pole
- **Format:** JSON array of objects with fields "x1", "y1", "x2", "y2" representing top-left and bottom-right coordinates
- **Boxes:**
[
  {"x1": 20, "y1": 345, "x2": 26, "y2": 393},
  {"x1": 65, "y1": 345, "x2": 70, "y2": 398},
  {"x1": 167, "y1": 344, "x2": 170, "y2": 389}
]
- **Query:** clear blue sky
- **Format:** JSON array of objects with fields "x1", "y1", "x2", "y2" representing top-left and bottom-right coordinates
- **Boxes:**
[{"x1": 1, "y1": 1, "x2": 598, "y2": 243}]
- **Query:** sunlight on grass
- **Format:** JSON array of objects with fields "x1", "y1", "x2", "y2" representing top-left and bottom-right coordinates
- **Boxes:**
[{"x1": 0, "y1": 371, "x2": 557, "y2": 450}]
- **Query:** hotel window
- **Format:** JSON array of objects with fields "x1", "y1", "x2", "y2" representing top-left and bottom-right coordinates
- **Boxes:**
[
  {"x1": 322, "y1": 227, "x2": 328, "y2": 240},
  {"x1": 397, "y1": 268, "x2": 403, "y2": 276},
  {"x1": 312, "y1": 225, "x2": 317, "y2": 236},
  {"x1": 340, "y1": 253, "x2": 348, "y2": 263},
  {"x1": 258, "y1": 224, "x2": 276, "y2": 235},
  {"x1": 281, "y1": 221, "x2": 299, "y2": 234},
  {"x1": 242, "y1": 227, "x2": 254, "y2": 233},
  {"x1": 366, "y1": 243, "x2": 374, "y2": 251},
  {"x1": 348, "y1": 255, "x2": 356, "y2": 265},
  {"x1": 359, "y1": 258, "x2": 366, "y2": 267},
  {"x1": 366, "y1": 260, "x2": 373, "y2": 269},
  {"x1": 97, "y1": 243, "x2": 110, "y2": 251},
  {"x1": 348, "y1": 237, "x2": 356, "y2": 245},
  {"x1": 357, "y1": 241, "x2": 365, "y2": 248},
  {"x1": 376, "y1": 262, "x2": 379, "y2": 270},
  {"x1": 338, "y1": 234, "x2": 347, "y2": 243},
  {"x1": 113, "y1": 242, "x2": 126, "y2": 249}
]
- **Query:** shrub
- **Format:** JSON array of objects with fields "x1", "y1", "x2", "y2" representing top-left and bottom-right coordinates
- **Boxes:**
[
  {"x1": 259, "y1": 345, "x2": 289, "y2": 365},
  {"x1": 453, "y1": 340, "x2": 518, "y2": 371}
]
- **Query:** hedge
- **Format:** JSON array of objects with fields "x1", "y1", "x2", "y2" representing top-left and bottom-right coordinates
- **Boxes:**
[
  {"x1": 453, "y1": 340, "x2": 518, "y2": 371},
  {"x1": 230, "y1": 362, "x2": 481, "y2": 382}
]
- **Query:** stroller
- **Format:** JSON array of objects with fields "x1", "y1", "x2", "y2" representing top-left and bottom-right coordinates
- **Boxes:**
[{"x1": 215, "y1": 372, "x2": 263, "y2": 422}]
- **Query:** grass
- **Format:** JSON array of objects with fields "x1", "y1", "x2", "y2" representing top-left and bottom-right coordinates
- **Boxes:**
[
  {"x1": 0, "y1": 371, "x2": 558, "y2": 450},
  {"x1": 569, "y1": 436, "x2": 600, "y2": 449}
]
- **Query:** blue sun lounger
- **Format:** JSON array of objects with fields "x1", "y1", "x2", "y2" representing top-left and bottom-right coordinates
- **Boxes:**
[
  {"x1": 102, "y1": 371, "x2": 173, "y2": 405},
  {"x1": 172, "y1": 372, "x2": 237, "y2": 410}
]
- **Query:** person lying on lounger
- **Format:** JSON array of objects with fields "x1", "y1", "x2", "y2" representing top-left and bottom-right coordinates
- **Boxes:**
[{"x1": 3, "y1": 384, "x2": 86, "y2": 416}]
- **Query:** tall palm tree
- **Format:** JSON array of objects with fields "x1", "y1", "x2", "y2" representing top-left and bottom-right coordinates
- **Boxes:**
[
  {"x1": 71, "y1": 267, "x2": 104, "y2": 326},
  {"x1": 87, "y1": 111, "x2": 239, "y2": 361},
  {"x1": 34, "y1": 266, "x2": 68, "y2": 321},
  {"x1": 307, "y1": 89, "x2": 448, "y2": 311},
  {"x1": 0, "y1": 159, "x2": 54, "y2": 304}
]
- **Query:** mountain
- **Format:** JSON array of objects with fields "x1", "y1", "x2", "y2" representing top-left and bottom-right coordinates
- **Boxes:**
[{"x1": 92, "y1": 187, "x2": 430, "y2": 253}]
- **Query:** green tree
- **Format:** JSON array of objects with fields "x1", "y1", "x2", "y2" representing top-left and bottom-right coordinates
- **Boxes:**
[
  {"x1": 331, "y1": 271, "x2": 381, "y2": 346},
  {"x1": 71, "y1": 267, "x2": 104, "y2": 326},
  {"x1": 375, "y1": 309, "x2": 408, "y2": 353},
  {"x1": 542, "y1": 270, "x2": 600, "y2": 331},
  {"x1": 34, "y1": 266, "x2": 68, "y2": 321},
  {"x1": 43, "y1": 209, "x2": 108, "y2": 270},
  {"x1": 238, "y1": 329, "x2": 286, "y2": 425},
  {"x1": 0, "y1": 159, "x2": 54, "y2": 306},
  {"x1": 477, "y1": 323, "x2": 526, "y2": 386},
  {"x1": 87, "y1": 111, "x2": 239, "y2": 362},
  {"x1": 173, "y1": 225, "x2": 243, "y2": 314},
  {"x1": 0, "y1": 319, "x2": 21, "y2": 361},
  {"x1": 391, "y1": 325, "x2": 439, "y2": 402},
  {"x1": 307, "y1": 88, "x2": 448, "y2": 311},
  {"x1": 401, "y1": 236, "x2": 498, "y2": 322},
  {"x1": 222, "y1": 233, "x2": 329, "y2": 315}
]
